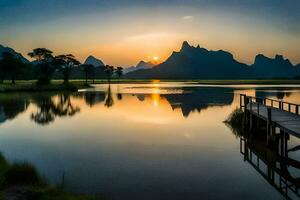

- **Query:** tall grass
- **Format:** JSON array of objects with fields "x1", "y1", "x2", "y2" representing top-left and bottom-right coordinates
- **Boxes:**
[
  {"x1": 0, "y1": 152, "x2": 101, "y2": 199},
  {"x1": 224, "y1": 108, "x2": 245, "y2": 137}
]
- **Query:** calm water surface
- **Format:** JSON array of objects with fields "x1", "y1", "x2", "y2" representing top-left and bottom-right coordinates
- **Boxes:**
[{"x1": 0, "y1": 82, "x2": 300, "y2": 200}]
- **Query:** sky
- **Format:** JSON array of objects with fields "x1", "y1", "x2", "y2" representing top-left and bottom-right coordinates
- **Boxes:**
[{"x1": 0, "y1": 0, "x2": 300, "y2": 66}]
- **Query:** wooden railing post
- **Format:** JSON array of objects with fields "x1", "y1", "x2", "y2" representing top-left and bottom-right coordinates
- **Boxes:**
[{"x1": 278, "y1": 101, "x2": 280, "y2": 109}]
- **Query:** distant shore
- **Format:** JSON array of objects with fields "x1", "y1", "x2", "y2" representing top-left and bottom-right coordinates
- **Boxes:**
[
  {"x1": 77, "y1": 79, "x2": 300, "y2": 84},
  {"x1": 91, "y1": 79, "x2": 300, "y2": 86},
  {"x1": 1, "y1": 79, "x2": 300, "y2": 93}
]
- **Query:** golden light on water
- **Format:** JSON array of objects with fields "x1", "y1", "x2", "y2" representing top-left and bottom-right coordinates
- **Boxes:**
[
  {"x1": 151, "y1": 93, "x2": 161, "y2": 107},
  {"x1": 151, "y1": 84, "x2": 161, "y2": 107}
]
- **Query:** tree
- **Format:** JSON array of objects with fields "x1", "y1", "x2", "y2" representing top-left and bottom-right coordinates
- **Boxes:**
[
  {"x1": 55, "y1": 54, "x2": 80, "y2": 83},
  {"x1": 104, "y1": 65, "x2": 115, "y2": 83},
  {"x1": 80, "y1": 64, "x2": 95, "y2": 84},
  {"x1": 28, "y1": 48, "x2": 55, "y2": 84},
  {"x1": 0, "y1": 52, "x2": 25, "y2": 84},
  {"x1": 115, "y1": 67, "x2": 123, "y2": 80}
]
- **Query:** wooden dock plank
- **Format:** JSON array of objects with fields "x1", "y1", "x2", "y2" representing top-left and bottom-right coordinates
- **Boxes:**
[{"x1": 246, "y1": 102, "x2": 300, "y2": 136}]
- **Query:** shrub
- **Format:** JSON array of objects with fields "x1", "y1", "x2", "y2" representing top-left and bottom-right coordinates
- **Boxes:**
[{"x1": 2, "y1": 163, "x2": 41, "y2": 186}]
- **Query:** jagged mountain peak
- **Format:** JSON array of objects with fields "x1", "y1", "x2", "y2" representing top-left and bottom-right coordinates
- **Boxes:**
[
  {"x1": 275, "y1": 54, "x2": 284, "y2": 60},
  {"x1": 180, "y1": 41, "x2": 193, "y2": 52},
  {"x1": 182, "y1": 41, "x2": 191, "y2": 47}
]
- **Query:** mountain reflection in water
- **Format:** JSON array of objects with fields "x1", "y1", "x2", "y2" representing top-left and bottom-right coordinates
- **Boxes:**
[{"x1": 1, "y1": 84, "x2": 300, "y2": 125}]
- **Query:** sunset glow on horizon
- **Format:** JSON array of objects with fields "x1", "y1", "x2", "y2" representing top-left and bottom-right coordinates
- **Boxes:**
[{"x1": 1, "y1": 0, "x2": 300, "y2": 67}]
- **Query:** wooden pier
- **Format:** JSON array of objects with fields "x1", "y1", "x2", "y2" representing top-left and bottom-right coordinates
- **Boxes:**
[
  {"x1": 238, "y1": 94, "x2": 300, "y2": 199},
  {"x1": 240, "y1": 94, "x2": 300, "y2": 138}
]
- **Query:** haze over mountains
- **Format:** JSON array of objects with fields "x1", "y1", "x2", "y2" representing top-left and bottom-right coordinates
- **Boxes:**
[
  {"x1": 126, "y1": 41, "x2": 300, "y2": 79},
  {"x1": 123, "y1": 61, "x2": 155, "y2": 74}
]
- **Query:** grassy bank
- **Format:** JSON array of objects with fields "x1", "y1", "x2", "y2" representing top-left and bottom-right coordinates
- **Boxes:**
[
  {"x1": 0, "y1": 80, "x2": 91, "y2": 92},
  {"x1": 0, "y1": 153, "x2": 101, "y2": 200}
]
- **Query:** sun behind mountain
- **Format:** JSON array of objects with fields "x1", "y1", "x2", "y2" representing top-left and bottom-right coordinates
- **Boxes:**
[{"x1": 152, "y1": 56, "x2": 160, "y2": 64}]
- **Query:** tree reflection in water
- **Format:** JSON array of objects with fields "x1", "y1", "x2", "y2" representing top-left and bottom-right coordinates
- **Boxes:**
[
  {"x1": 104, "y1": 85, "x2": 114, "y2": 108},
  {"x1": 31, "y1": 93, "x2": 80, "y2": 125}
]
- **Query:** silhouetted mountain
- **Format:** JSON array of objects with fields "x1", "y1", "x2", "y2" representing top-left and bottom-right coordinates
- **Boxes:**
[
  {"x1": 0, "y1": 44, "x2": 29, "y2": 63},
  {"x1": 84, "y1": 55, "x2": 105, "y2": 67},
  {"x1": 126, "y1": 41, "x2": 250, "y2": 79},
  {"x1": 251, "y1": 54, "x2": 296, "y2": 79},
  {"x1": 123, "y1": 60, "x2": 155, "y2": 74},
  {"x1": 126, "y1": 41, "x2": 300, "y2": 79}
]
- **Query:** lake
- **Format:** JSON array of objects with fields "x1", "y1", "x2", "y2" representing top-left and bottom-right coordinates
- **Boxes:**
[{"x1": 0, "y1": 82, "x2": 300, "y2": 200}]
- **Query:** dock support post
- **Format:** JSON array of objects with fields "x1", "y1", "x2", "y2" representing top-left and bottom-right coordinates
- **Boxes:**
[
  {"x1": 249, "y1": 97, "x2": 253, "y2": 131},
  {"x1": 267, "y1": 108, "x2": 272, "y2": 145},
  {"x1": 243, "y1": 96, "x2": 249, "y2": 130}
]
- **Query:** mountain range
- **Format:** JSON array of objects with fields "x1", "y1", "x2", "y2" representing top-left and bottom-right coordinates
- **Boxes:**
[
  {"x1": 1, "y1": 42, "x2": 300, "y2": 80},
  {"x1": 126, "y1": 41, "x2": 300, "y2": 79}
]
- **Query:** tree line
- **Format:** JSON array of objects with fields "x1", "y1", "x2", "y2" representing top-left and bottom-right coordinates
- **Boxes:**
[{"x1": 0, "y1": 48, "x2": 123, "y2": 84}]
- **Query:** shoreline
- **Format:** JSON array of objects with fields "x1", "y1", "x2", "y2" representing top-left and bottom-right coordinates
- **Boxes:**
[
  {"x1": 0, "y1": 81, "x2": 92, "y2": 93},
  {"x1": 0, "y1": 79, "x2": 300, "y2": 93}
]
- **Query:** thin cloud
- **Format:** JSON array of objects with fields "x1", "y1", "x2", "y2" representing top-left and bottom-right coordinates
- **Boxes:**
[
  {"x1": 182, "y1": 15, "x2": 194, "y2": 20},
  {"x1": 124, "y1": 32, "x2": 178, "y2": 42}
]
